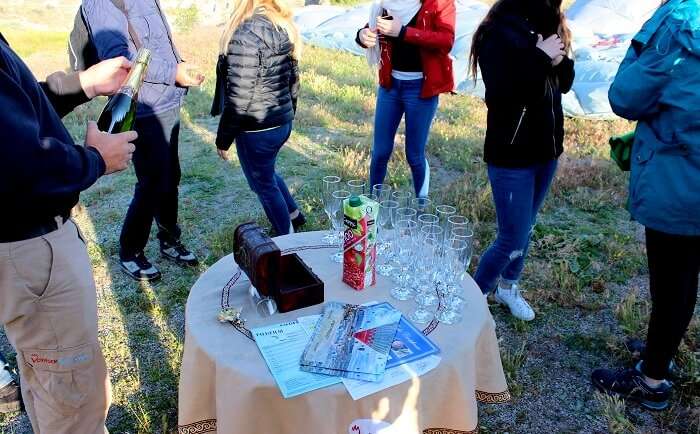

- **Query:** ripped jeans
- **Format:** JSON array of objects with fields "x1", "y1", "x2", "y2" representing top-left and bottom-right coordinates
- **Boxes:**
[{"x1": 474, "y1": 160, "x2": 558, "y2": 294}]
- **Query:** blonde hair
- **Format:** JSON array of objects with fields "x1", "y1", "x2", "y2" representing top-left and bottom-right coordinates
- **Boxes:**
[{"x1": 219, "y1": 0, "x2": 301, "y2": 58}]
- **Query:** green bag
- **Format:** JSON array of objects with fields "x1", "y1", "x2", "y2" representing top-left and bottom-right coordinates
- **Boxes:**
[{"x1": 609, "y1": 132, "x2": 634, "y2": 171}]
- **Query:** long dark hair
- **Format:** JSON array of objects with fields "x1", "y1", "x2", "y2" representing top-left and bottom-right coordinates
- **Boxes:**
[{"x1": 469, "y1": 0, "x2": 571, "y2": 80}]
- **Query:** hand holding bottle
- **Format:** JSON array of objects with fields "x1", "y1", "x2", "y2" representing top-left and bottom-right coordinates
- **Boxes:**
[
  {"x1": 376, "y1": 16, "x2": 402, "y2": 38},
  {"x1": 536, "y1": 34, "x2": 565, "y2": 60},
  {"x1": 86, "y1": 121, "x2": 137, "y2": 175},
  {"x1": 79, "y1": 56, "x2": 132, "y2": 99},
  {"x1": 176, "y1": 64, "x2": 205, "y2": 87}
]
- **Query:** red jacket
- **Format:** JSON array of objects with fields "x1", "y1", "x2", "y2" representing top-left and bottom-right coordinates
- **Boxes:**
[{"x1": 361, "y1": 0, "x2": 456, "y2": 98}]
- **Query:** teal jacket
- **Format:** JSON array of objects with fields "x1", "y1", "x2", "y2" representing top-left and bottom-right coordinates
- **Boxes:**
[{"x1": 609, "y1": 0, "x2": 700, "y2": 236}]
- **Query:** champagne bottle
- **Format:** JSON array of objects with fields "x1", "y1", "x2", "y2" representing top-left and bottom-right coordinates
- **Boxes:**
[{"x1": 97, "y1": 48, "x2": 151, "y2": 133}]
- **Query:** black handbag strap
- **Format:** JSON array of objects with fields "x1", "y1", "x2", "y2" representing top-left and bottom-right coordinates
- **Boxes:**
[{"x1": 110, "y1": 0, "x2": 142, "y2": 50}]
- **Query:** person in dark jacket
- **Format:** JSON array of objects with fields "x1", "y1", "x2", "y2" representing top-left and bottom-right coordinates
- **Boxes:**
[
  {"x1": 592, "y1": 0, "x2": 700, "y2": 411},
  {"x1": 469, "y1": 0, "x2": 575, "y2": 321},
  {"x1": 213, "y1": 0, "x2": 303, "y2": 236},
  {"x1": 83, "y1": 0, "x2": 205, "y2": 281},
  {"x1": 0, "y1": 32, "x2": 136, "y2": 433},
  {"x1": 356, "y1": 0, "x2": 456, "y2": 198}
]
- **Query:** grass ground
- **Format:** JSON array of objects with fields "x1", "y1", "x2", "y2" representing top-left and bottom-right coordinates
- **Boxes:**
[{"x1": 1, "y1": 7, "x2": 699, "y2": 434}]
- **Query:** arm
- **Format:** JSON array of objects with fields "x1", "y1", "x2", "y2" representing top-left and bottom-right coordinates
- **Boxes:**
[
  {"x1": 215, "y1": 41, "x2": 261, "y2": 151},
  {"x1": 554, "y1": 56, "x2": 575, "y2": 94},
  {"x1": 289, "y1": 56, "x2": 300, "y2": 113},
  {"x1": 402, "y1": 0, "x2": 456, "y2": 51},
  {"x1": 608, "y1": 41, "x2": 677, "y2": 120},
  {"x1": 82, "y1": 0, "x2": 178, "y2": 86},
  {"x1": 0, "y1": 72, "x2": 105, "y2": 199},
  {"x1": 39, "y1": 56, "x2": 132, "y2": 118},
  {"x1": 479, "y1": 30, "x2": 552, "y2": 105},
  {"x1": 39, "y1": 71, "x2": 89, "y2": 118}
]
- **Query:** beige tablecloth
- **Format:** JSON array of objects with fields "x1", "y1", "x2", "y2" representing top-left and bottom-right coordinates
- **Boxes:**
[{"x1": 178, "y1": 231, "x2": 509, "y2": 434}]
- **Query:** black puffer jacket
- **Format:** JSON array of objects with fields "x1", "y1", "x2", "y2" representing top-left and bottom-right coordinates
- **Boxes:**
[
  {"x1": 214, "y1": 14, "x2": 299, "y2": 150},
  {"x1": 478, "y1": 14, "x2": 574, "y2": 168}
]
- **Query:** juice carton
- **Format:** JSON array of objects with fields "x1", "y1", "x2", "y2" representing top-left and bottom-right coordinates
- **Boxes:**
[{"x1": 342, "y1": 195, "x2": 379, "y2": 290}]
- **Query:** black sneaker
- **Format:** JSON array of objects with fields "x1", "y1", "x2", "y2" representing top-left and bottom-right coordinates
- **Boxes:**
[
  {"x1": 625, "y1": 339, "x2": 679, "y2": 380},
  {"x1": 592, "y1": 367, "x2": 671, "y2": 411},
  {"x1": 160, "y1": 240, "x2": 199, "y2": 267},
  {"x1": 0, "y1": 380, "x2": 21, "y2": 414},
  {"x1": 120, "y1": 253, "x2": 162, "y2": 282},
  {"x1": 291, "y1": 213, "x2": 307, "y2": 232}
]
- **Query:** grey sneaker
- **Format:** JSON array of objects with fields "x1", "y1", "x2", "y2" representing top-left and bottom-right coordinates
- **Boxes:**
[
  {"x1": 120, "y1": 253, "x2": 162, "y2": 282},
  {"x1": 160, "y1": 240, "x2": 199, "y2": 267}
]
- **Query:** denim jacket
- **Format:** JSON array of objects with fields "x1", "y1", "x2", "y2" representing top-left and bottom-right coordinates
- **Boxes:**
[
  {"x1": 82, "y1": 0, "x2": 185, "y2": 118},
  {"x1": 609, "y1": 0, "x2": 700, "y2": 236}
]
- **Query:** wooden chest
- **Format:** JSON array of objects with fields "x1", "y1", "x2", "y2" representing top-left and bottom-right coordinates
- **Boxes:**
[{"x1": 233, "y1": 222, "x2": 324, "y2": 313}]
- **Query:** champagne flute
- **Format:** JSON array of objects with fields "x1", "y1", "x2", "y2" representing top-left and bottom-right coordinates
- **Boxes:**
[
  {"x1": 418, "y1": 213, "x2": 439, "y2": 232},
  {"x1": 451, "y1": 226, "x2": 474, "y2": 271},
  {"x1": 435, "y1": 204, "x2": 457, "y2": 246},
  {"x1": 436, "y1": 239, "x2": 468, "y2": 325},
  {"x1": 395, "y1": 207, "x2": 417, "y2": 223},
  {"x1": 347, "y1": 179, "x2": 366, "y2": 196},
  {"x1": 377, "y1": 200, "x2": 399, "y2": 275},
  {"x1": 322, "y1": 176, "x2": 341, "y2": 244},
  {"x1": 410, "y1": 225, "x2": 443, "y2": 323},
  {"x1": 390, "y1": 219, "x2": 417, "y2": 301},
  {"x1": 330, "y1": 190, "x2": 351, "y2": 263},
  {"x1": 372, "y1": 184, "x2": 392, "y2": 203},
  {"x1": 411, "y1": 197, "x2": 432, "y2": 217},
  {"x1": 448, "y1": 215, "x2": 469, "y2": 235},
  {"x1": 391, "y1": 190, "x2": 412, "y2": 208}
]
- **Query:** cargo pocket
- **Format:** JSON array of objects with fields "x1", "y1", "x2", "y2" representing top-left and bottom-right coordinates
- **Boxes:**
[
  {"x1": 10, "y1": 236, "x2": 55, "y2": 299},
  {"x1": 22, "y1": 345, "x2": 96, "y2": 416}
]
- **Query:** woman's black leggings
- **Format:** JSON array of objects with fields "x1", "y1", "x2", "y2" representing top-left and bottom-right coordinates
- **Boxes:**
[{"x1": 642, "y1": 227, "x2": 700, "y2": 380}]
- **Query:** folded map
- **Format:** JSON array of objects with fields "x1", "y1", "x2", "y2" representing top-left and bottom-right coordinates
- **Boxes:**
[{"x1": 300, "y1": 302, "x2": 402, "y2": 382}]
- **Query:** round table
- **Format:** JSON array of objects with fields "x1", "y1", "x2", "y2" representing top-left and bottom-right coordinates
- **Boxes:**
[{"x1": 178, "y1": 231, "x2": 509, "y2": 434}]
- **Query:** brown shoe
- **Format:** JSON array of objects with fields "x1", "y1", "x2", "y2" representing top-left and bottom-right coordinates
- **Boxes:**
[{"x1": 0, "y1": 380, "x2": 21, "y2": 413}]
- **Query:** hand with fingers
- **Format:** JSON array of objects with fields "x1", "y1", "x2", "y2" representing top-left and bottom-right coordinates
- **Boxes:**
[
  {"x1": 376, "y1": 16, "x2": 403, "y2": 38},
  {"x1": 79, "y1": 56, "x2": 132, "y2": 98},
  {"x1": 536, "y1": 34, "x2": 566, "y2": 62},
  {"x1": 359, "y1": 27, "x2": 378, "y2": 48},
  {"x1": 85, "y1": 121, "x2": 137, "y2": 174},
  {"x1": 217, "y1": 148, "x2": 230, "y2": 161}
]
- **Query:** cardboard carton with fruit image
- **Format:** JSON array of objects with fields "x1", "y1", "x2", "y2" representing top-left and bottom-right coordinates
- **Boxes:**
[{"x1": 342, "y1": 195, "x2": 379, "y2": 290}]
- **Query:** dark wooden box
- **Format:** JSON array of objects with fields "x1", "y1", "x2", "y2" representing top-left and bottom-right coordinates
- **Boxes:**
[{"x1": 233, "y1": 222, "x2": 324, "y2": 313}]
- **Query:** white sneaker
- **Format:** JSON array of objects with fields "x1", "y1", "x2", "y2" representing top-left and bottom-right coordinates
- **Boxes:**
[{"x1": 494, "y1": 285, "x2": 535, "y2": 321}]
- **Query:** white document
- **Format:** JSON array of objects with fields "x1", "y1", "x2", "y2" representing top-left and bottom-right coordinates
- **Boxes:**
[
  {"x1": 252, "y1": 321, "x2": 341, "y2": 399},
  {"x1": 342, "y1": 355, "x2": 442, "y2": 400}
]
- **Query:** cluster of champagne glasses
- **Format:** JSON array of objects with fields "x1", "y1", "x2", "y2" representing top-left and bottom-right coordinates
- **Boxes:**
[{"x1": 321, "y1": 176, "x2": 474, "y2": 325}]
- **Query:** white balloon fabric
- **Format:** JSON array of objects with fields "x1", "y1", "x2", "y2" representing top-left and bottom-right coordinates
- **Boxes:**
[{"x1": 294, "y1": 0, "x2": 660, "y2": 119}]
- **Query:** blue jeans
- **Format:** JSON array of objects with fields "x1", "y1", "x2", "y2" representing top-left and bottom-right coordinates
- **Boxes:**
[
  {"x1": 370, "y1": 79, "x2": 439, "y2": 198},
  {"x1": 474, "y1": 160, "x2": 558, "y2": 294},
  {"x1": 236, "y1": 122, "x2": 298, "y2": 236}
]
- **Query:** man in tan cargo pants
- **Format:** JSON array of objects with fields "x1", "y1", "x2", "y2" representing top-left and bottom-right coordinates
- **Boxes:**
[{"x1": 0, "y1": 33, "x2": 136, "y2": 433}]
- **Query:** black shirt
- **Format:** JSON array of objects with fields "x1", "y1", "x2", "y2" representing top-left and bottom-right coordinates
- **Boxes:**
[
  {"x1": 391, "y1": 13, "x2": 422, "y2": 73},
  {"x1": 0, "y1": 33, "x2": 105, "y2": 234}
]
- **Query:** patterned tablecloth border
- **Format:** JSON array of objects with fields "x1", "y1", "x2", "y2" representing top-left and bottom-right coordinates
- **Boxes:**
[
  {"x1": 177, "y1": 420, "x2": 512, "y2": 434},
  {"x1": 219, "y1": 243, "x2": 442, "y2": 340},
  {"x1": 178, "y1": 418, "x2": 216, "y2": 434}
]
